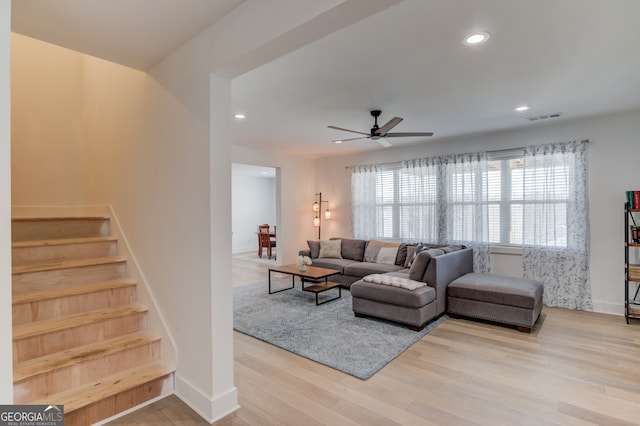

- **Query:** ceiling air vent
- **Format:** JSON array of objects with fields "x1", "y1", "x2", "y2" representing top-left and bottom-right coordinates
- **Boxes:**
[{"x1": 526, "y1": 112, "x2": 563, "y2": 122}]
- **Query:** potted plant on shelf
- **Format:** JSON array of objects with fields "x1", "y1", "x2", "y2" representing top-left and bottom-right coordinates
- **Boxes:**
[{"x1": 295, "y1": 255, "x2": 312, "y2": 271}]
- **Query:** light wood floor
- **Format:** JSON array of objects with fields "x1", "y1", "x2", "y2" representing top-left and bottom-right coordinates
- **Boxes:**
[{"x1": 109, "y1": 255, "x2": 640, "y2": 425}]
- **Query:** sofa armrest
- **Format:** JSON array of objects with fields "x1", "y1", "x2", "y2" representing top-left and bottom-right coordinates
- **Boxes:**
[
  {"x1": 298, "y1": 249, "x2": 311, "y2": 257},
  {"x1": 423, "y1": 248, "x2": 474, "y2": 315}
]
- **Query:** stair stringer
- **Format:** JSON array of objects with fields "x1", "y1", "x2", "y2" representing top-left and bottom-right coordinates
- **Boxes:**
[{"x1": 104, "y1": 205, "x2": 177, "y2": 371}]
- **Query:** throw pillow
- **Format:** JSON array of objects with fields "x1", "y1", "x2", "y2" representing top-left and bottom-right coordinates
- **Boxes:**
[
  {"x1": 364, "y1": 240, "x2": 401, "y2": 264},
  {"x1": 404, "y1": 245, "x2": 417, "y2": 268},
  {"x1": 376, "y1": 246, "x2": 399, "y2": 265},
  {"x1": 307, "y1": 240, "x2": 320, "y2": 259},
  {"x1": 406, "y1": 243, "x2": 430, "y2": 268},
  {"x1": 395, "y1": 243, "x2": 413, "y2": 266},
  {"x1": 319, "y1": 239, "x2": 342, "y2": 259}
]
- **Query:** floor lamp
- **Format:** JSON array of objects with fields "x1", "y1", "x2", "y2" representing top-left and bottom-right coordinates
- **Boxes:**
[{"x1": 312, "y1": 192, "x2": 331, "y2": 239}]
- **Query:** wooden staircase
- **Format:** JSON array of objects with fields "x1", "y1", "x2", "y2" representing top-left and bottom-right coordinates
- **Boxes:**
[{"x1": 11, "y1": 217, "x2": 174, "y2": 425}]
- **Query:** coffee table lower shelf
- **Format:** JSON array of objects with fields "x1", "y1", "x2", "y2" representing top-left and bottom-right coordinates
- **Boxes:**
[{"x1": 302, "y1": 281, "x2": 342, "y2": 305}]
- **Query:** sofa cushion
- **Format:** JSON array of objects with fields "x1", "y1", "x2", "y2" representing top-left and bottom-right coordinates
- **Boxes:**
[
  {"x1": 351, "y1": 280, "x2": 436, "y2": 308},
  {"x1": 364, "y1": 240, "x2": 401, "y2": 265},
  {"x1": 308, "y1": 258, "x2": 354, "y2": 274},
  {"x1": 307, "y1": 240, "x2": 320, "y2": 259},
  {"x1": 344, "y1": 261, "x2": 403, "y2": 277},
  {"x1": 319, "y1": 239, "x2": 342, "y2": 259},
  {"x1": 331, "y1": 237, "x2": 367, "y2": 261}
]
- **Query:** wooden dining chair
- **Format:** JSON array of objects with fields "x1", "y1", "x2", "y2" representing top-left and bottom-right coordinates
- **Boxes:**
[{"x1": 257, "y1": 224, "x2": 276, "y2": 259}]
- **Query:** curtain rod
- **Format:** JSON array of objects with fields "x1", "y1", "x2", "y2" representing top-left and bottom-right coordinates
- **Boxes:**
[{"x1": 345, "y1": 139, "x2": 590, "y2": 169}]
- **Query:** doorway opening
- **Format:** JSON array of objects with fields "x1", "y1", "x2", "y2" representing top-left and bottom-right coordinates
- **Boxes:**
[{"x1": 231, "y1": 163, "x2": 280, "y2": 265}]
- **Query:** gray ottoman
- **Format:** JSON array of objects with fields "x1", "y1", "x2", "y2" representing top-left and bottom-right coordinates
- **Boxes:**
[{"x1": 447, "y1": 273, "x2": 543, "y2": 333}]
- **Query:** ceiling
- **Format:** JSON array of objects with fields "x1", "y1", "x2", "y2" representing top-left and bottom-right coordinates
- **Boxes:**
[
  {"x1": 11, "y1": 0, "x2": 244, "y2": 70},
  {"x1": 11, "y1": 0, "x2": 640, "y2": 159}
]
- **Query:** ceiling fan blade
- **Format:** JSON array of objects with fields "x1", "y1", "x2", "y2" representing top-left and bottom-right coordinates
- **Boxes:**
[
  {"x1": 384, "y1": 132, "x2": 434, "y2": 137},
  {"x1": 377, "y1": 138, "x2": 392, "y2": 148},
  {"x1": 375, "y1": 116, "x2": 403, "y2": 135},
  {"x1": 327, "y1": 125, "x2": 369, "y2": 136},
  {"x1": 333, "y1": 136, "x2": 369, "y2": 142}
]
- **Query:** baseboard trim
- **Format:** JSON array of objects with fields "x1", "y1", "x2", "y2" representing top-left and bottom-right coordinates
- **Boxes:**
[
  {"x1": 175, "y1": 373, "x2": 239, "y2": 423},
  {"x1": 592, "y1": 300, "x2": 623, "y2": 316}
]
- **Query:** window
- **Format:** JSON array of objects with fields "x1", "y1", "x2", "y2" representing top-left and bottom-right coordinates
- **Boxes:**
[
  {"x1": 352, "y1": 151, "x2": 572, "y2": 248},
  {"x1": 487, "y1": 157, "x2": 525, "y2": 245}
]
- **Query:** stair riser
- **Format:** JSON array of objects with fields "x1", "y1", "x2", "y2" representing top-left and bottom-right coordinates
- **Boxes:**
[
  {"x1": 12, "y1": 218, "x2": 110, "y2": 242},
  {"x1": 13, "y1": 286, "x2": 136, "y2": 325},
  {"x1": 13, "y1": 312, "x2": 147, "y2": 363},
  {"x1": 14, "y1": 339, "x2": 161, "y2": 403},
  {"x1": 13, "y1": 262, "x2": 126, "y2": 289},
  {"x1": 63, "y1": 374, "x2": 173, "y2": 426},
  {"x1": 12, "y1": 240, "x2": 117, "y2": 266}
]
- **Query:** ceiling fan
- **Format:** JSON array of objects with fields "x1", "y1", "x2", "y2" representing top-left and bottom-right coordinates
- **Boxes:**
[{"x1": 328, "y1": 110, "x2": 433, "y2": 147}]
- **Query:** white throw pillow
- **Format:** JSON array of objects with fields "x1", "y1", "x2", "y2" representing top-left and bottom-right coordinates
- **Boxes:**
[
  {"x1": 376, "y1": 246, "x2": 399, "y2": 265},
  {"x1": 319, "y1": 239, "x2": 342, "y2": 259}
]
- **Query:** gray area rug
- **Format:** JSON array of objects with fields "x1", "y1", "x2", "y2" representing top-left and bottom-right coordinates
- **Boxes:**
[{"x1": 233, "y1": 281, "x2": 447, "y2": 380}]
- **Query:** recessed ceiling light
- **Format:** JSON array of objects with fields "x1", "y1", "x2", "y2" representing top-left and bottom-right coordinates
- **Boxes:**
[
  {"x1": 514, "y1": 105, "x2": 530, "y2": 112},
  {"x1": 463, "y1": 32, "x2": 490, "y2": 46},
  {"x1": 334, "y1": 140, "x2": 343, "y2": 144},
  {"x1": 234, "y1": 113, "x2": 245, "y2": 119}
]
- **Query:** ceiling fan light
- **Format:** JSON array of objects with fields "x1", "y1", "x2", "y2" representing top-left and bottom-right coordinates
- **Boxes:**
[
  {"x1": 514, "y1": 105, "x2": 530, "y2": 112},
  {"x1": 463, "y1": 32, "x2": 490, "y2": 45}
]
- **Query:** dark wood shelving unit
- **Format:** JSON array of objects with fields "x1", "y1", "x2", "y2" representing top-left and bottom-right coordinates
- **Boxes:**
[{"x1": 624, "y1": 203, "x2": 640, "y2": 323}]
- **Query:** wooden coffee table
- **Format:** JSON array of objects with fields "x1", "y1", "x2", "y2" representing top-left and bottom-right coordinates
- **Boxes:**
[{"x1": 268, "y1": 264, "x2": 341, "y2": 305}]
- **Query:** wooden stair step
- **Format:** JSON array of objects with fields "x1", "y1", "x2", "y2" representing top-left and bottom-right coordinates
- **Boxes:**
[
  {"x1": 13, "y1": 304, "x2": 148, "y2": 363},
  {"x1": 14, "y1": 331, "x2": 161, "y2": 403},
  {"x1": 12, "y1": 217, "x2": 110, "y2": 242},
  {"x1": 13, "y1": 278, "x2": 136, "y2": 302},
  {"x1": 14, "y1": 330, "x2": 161, "y2": 381},
  {"x1": 14, "y1": 304, "x2": 148, "y2": 341},
  {"x1": 12, "y1": 236, "x2": 118, "y2": 266},
  {"x1": 12, "y1": 256, "x2": 127, "y2": 289},
  {"x1": 29, "y1": 361, "x2": 174, "y2": 424},
  {"x1": 12, "y1": 256, "x2": 126, "y2": 275},
  {"x1": 12, "y1": 279, "x2": 137, "y2": 325}
]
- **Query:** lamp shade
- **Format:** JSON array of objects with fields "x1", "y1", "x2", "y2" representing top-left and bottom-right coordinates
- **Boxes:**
[
  {"x1": 313, "y1": 216, "x2": 320, "y2": 227},
  {"x1": 324, "y1": 209, "x2": 332, "y2": 220},
  {"x1": 312, "y1": 201, "x2": 320, "y2": 212}
]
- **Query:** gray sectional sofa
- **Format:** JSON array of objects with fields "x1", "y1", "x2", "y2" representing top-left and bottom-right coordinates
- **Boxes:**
[{"x1": 299, "y1": 238, "x2": 474, "y2": 330}]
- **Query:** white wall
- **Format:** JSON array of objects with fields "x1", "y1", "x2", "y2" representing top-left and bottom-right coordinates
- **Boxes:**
[
  {"x1": 0, "y1": 0, "x2": 13, "y2": 403},
  {"x1": 232, "y1": 167, "x2": 276, "y2": 254},
  {"x1": 11, "y1": 34, "x2": 87, "y2": 206},
  {"x1": 316, "y1": 109, "x2": 640, "y2": 315},
  {"x1": 233, "y1": 145, "x2": 317, "y2": 263}
]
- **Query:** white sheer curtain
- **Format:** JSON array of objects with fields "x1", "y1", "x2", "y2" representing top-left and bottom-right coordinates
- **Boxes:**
[
  {"x1": 441, "y1": 152, "x2": 491, "y2": 273},
  {"x1": 399, "y1": 153, "x2": 490, "y2": 272},
  {"x1": 522, "y1": 140, "x2": 592, "y2": 310},
  {"x1": 399, "y1": 158, "x2": 441, "y2": 242},
  {"x1": 350, "y1": 164, "x2": 382, "y2": 240}
]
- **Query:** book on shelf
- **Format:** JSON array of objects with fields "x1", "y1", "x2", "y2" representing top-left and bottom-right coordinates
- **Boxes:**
[{"x1": 627, "y1": 190, "x2": 640, "y2": 209}]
